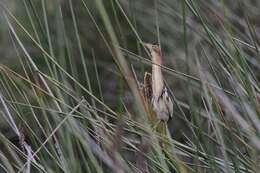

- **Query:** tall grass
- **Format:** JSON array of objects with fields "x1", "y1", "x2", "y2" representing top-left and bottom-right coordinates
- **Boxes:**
[{"x1": 0, "y1": 0, "x2": 259, "y2": 172}]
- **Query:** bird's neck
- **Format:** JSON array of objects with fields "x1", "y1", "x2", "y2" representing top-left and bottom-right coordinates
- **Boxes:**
[{"x1": 151, "y1": 52, "x2": 164, "y2": 98}]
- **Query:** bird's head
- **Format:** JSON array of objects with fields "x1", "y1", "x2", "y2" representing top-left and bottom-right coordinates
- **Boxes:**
[{"x1": 143, "y1": 42, "x2": 161, "y2": 57}]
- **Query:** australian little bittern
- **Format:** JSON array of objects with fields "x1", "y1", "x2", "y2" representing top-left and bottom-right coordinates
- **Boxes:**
[{"x1": 143, "y1": 42, "x2": 173, "y2": 122}]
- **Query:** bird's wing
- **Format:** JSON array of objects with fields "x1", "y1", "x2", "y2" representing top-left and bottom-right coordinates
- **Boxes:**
[
  {"x1": 162, "y1": 87, "x2": 173, "y2": 118},
  {"x1": 152, "y1": 86, "x2": 173, "y2": 120}
]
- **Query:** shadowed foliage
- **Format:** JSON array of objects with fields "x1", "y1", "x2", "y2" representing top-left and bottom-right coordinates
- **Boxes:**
[{"x1": 0, "y1": 0, "x2": 259, "y2": 172}]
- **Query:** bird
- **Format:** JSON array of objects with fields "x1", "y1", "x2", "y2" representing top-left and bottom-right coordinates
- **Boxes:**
[{"x1": 143, "y1": 42, "x2": 173, "y2": 122}]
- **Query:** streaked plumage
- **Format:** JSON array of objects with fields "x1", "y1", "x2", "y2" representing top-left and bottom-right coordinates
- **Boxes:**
[{"x1": 143, "y1": 43, "x2": 173, "y2": 121}]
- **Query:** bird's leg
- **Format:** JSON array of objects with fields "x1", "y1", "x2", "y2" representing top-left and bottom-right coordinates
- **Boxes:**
[{"x1": 152, "y1": 120, "x2": 161, "y2": 130}]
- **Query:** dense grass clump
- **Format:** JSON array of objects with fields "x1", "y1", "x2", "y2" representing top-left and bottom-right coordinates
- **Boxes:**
[{"x1": 0, "y1": 0, "x2": 259, "y2": 172}]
